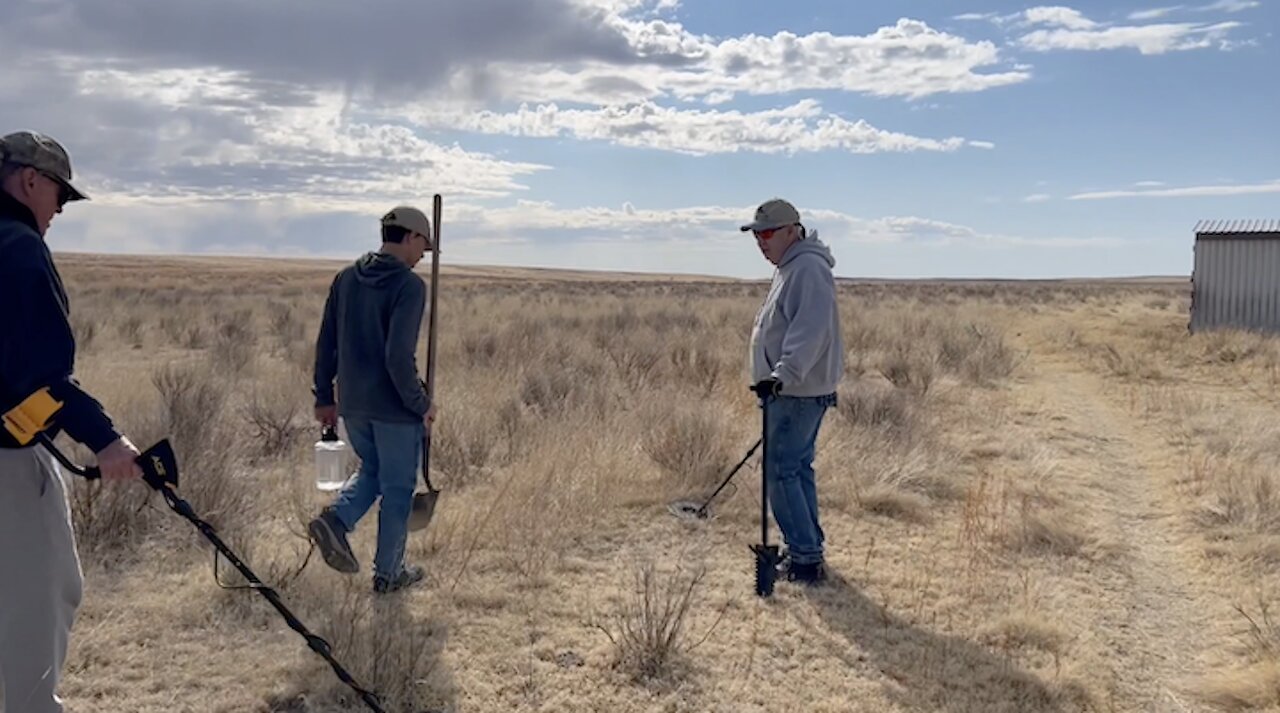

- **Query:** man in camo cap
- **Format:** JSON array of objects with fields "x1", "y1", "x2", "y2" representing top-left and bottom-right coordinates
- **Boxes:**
[{"x1": 0, "y1": 130, "x2": 144, "y2": 712}]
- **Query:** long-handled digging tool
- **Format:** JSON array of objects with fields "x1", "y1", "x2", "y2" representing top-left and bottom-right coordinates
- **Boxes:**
[
  {"x1": 750, "y1": 389, "x2": 779, "y2": 598},
  {"x1": 3, "y1": 389, "x2": 389, "y2": 713},
  {"x1": 667, "y1": 438, "x2": 761, "y2": 521},
  {"x1": 408, "y1": 192, "x2": 442, "y2": 532}
]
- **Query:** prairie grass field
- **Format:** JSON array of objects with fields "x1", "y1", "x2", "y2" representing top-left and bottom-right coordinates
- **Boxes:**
[{"x1": 46, "y1": 254, "x2": 1280, "y2": 712}]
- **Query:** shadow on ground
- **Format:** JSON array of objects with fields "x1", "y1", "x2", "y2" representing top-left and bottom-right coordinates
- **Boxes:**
[{"x1": 808, "y1": 572, "x2": 1068, "y2": 713}]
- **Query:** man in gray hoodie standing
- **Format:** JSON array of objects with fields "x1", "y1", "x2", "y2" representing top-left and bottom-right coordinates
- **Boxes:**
[
  {"x1": 742, "y1": 198, "x2": 843, "y2": 585},
  {"x1": 308, "y1": 206, "x2": 437, "y2": 594}
]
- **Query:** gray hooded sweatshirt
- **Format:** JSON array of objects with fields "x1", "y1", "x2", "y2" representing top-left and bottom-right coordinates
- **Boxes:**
[
  {"x1": 749, "y1": 232, "x2": 844, "y2": 397},
  {"x1": 313, "y1": 251, "x2": 430, "y2": 423}
]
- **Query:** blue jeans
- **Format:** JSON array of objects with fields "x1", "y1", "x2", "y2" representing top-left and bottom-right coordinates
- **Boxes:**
[
  {"x1": 764, "y1": 394, "x2": 836, "y2": 566},
  {"x1": 330, "y1": 417, "x2": 423, "y2": 580}
]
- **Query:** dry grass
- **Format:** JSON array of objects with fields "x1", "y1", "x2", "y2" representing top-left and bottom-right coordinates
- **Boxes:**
[
  {"x1": 594, "y1": 560, "x2": 711, "y2": 682},
  {"x1": 50, "y1": 257, "x2": 1277, "y2": 712}
]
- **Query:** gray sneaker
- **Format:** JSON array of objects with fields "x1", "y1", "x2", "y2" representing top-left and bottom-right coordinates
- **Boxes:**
[
  {"x1": 308, "y1": 508, "x2": 359, "y2": 574},
  {"x1": 373, "y1": 564, "x2": 425, "y2": 594}
]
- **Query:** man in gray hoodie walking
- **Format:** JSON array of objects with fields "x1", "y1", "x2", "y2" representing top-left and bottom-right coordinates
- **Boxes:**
[
  {"x1": 742, "y1": 198, "x2": 843, "y2": 585},
  {"x1": 308, "y1": 206, "x2": 437, "y2": 594}
]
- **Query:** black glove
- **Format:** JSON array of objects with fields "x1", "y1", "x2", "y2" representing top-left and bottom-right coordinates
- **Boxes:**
[{"x1": 751, "y1": 379, "x2": 783, "y2": 400}]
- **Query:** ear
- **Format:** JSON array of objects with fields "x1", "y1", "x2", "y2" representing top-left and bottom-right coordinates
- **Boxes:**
[{"x1": 6, "y1": 166, "x2": 35, "y2": 199}]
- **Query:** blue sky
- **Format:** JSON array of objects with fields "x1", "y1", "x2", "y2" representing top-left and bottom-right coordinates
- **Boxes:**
[{"x1": 2, "y1": 0, "x2": 1276, "y2": 279}]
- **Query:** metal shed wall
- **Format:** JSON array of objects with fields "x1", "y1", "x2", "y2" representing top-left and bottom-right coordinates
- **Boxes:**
[{"x1": 1191, "y1": 234, "x2": 1280, "y2": 333}]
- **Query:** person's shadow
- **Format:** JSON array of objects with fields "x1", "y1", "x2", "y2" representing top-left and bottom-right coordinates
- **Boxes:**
[{"x1": 806, "y1": 572, "x2": 1066, "y2": 713}]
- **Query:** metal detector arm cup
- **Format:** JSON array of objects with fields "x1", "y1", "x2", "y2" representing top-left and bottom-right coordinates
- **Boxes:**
[
  {"x1": 2, "y1": 387, "x2": 63, "y2": 446},
  {"x1": 4, "y1": 387, "x2": 178, "y2": 489}
]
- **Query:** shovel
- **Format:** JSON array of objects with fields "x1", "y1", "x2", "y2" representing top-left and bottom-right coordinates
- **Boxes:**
[
  {"x1": 751, "y1": 388, "x2": 779, "y2": 597},
  {"x1": 409, "y1": 193, "x2": 443, "y2": 532}
]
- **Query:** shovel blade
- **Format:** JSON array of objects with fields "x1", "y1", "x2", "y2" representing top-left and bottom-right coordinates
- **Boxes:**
[
  {"x1": 408, "y1": 490, "x2": 439, "y2": 532},
  {"x1": 751, "y1": 544, "x2": 779, "y2": 597}
]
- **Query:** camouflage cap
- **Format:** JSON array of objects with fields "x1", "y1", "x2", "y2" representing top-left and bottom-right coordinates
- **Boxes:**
[
  {"x1": 740, "y1": 198, "x2": 800, "y2": 232},
  {"x1": 381, "y1": 206, "x2": 432, "y2": 243},
  {"x1": 0, "y1": 131, "x2": 89, "y2": 202}
]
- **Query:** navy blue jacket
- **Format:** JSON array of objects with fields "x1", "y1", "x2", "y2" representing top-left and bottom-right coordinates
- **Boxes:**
[
  {"x1": 0, "y1": 191, "x2": 120, "y2": 451},
  {"x1": 313, "y1": 252, "x2": 431, "y2": 423}
]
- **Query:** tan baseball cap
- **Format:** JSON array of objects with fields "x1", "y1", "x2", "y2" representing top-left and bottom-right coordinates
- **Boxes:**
[
  {"x1": 381, "y1": 205, "x2": 431, "y2": 242},
  {"x1": 0, "y1": 131, "x2": 89, "y2": 202},
  {"x1": 740, "y1": 198, "x2": 800, "y2": 232}
]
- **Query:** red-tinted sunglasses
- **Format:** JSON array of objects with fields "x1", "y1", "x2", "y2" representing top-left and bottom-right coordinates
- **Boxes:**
[{"x1": 753, "y1": 224, "x2": 793, "y2": 241}]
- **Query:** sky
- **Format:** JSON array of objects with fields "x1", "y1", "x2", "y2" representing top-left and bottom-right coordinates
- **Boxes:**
[{"x1": 2, "y1": 0, "x2": 1276, "y2": 279}]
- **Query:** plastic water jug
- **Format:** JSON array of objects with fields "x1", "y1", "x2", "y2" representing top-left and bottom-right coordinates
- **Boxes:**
[{"x1": 314, "y1": 425, "x2": 349, "y2": 491}]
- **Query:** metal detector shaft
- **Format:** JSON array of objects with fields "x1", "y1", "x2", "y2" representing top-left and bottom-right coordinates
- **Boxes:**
[
  {"x1": 44, "y1": 438, "x2": 387, "y2": 713},
  {"x1": 760, "y1": 401, "x2": 769, "y2": 547},
  {"x1": 696, "y1": 438, "x2": 761, "y2": 516},
  {"x1": 153, "y1": 488, "x2": 387, "y2": 713}
]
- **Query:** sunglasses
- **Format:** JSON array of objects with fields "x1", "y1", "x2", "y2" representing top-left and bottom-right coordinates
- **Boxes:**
[
  {"x1": 753, "y1": 224, "x2": 794, "y2": 241},
  {"x1": 38, "y1": 171, "x2": 71, "y2": 207}
]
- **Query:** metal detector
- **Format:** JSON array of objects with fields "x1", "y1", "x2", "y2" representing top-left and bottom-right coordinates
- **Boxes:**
[
  {"x1": 667, "y1": 438, "x2": 761, "y2": 521},
  {"x1": 408, "y1": 193, "x2": 442, "y2": 532},
  {"x1": 3, "y1": 388, "x2": 388, "y2": 712}
]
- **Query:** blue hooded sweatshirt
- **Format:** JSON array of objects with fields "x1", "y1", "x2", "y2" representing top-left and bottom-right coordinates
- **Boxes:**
[
  {"x1": 313, "y1": 251, "x2": 430, "y2": 423},
  {"x1": 0, "y1": 190, "x2": 120, "y2": 451}
]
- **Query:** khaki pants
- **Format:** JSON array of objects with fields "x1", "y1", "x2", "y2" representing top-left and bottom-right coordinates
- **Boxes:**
[{"x1": 0, "y1": 446, "x2": 83, "y2": 713}]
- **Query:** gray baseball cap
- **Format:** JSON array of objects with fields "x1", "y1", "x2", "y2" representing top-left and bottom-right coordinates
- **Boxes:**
[
  {"x1": 0, "y1": 131, "x2": 89, "y2": 202},
  {"x1": 381, "y1": 205, "x2": 432, "y2": 243},
  {"x1": 740, "y1": 198, "x2": 800, "y2": 232}
]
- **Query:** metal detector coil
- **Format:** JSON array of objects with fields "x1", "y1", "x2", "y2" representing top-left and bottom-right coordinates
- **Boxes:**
[{"x1": 666, "y1": 438, "x2": 760, "y2": 522}]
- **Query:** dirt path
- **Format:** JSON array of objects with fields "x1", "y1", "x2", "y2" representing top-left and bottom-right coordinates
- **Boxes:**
[{"x1": 1009, "y1": 333, "x2": 1237, "y2": 712}]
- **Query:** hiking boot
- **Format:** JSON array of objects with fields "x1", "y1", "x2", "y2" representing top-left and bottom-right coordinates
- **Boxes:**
[
  {"x1": 784, "y1": 560, "x2": 828, "y2": 587},
  {"x1": 308, "y1": 508, "x2": 359, "y2": 574},
  {"x1": 373, "y1": 564, "x2": 426, "y2": 594}
]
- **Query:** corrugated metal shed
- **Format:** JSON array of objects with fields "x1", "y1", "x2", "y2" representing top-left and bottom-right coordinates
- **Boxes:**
[
  {"x1": 1195, "y1": 219, "x2": 1280, "y2": 236},
  {"x1": 1190, "y1": 220, "x2": 1280, "y2": 333}
]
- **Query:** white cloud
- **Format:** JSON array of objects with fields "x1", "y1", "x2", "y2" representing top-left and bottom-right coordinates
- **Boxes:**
[
  {"x1": 403, "y1": 99, "x2": 984, "y2": 156},
  {"x1": 1069, "y1": 180, "x2": 1280, "y2": 199},
  {"x1": 968, "y1": 140, "x2": 997, "y2": 150},
  {"x1": 1, "y1": 3, "x2": 1032, "y2": 107},
  {"x1": 854, "y1": 215, "x2": 1117, "y2": 247},
  {"x1": 468, "y1": 18, "x2": 1031, "y2": 104},
  {"x1": 1133, "y1": 180, "x2": 1167, "y2": 187},
  {"x1": 1126, "y1": 1, "x2": 1257, "y2": 20},
  {"x1": 1199, "y1": 0, "x2": 1259, "y2": 12},
  {"x1": 998, "y1": 5, "x2": 1249, "y2": 54},
  {"x1": 68, "y1": 66, "x2": 550, "y2": 210},
  {"x1": 1020, "y1": 19, "x2": 1242, "y2": 53},
  {"x1": 1129, "y1": 7, "x2": 1184, "y2": 20},
  {"x1": 1023, "y1": 193, "x2": 1052, "y2": 202},
  {"x1": 46, "y1": 195, "x2": 1123, "y2": 282},
  {"x1": 954, "y1": 12, "x2": 1000, "y2": 21},
  {"x1": 1022, "y1": 6, "x2": 1099, "y2": 29}
]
